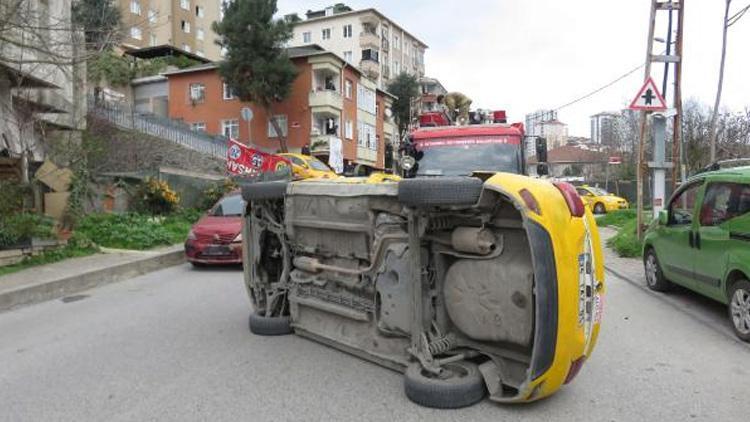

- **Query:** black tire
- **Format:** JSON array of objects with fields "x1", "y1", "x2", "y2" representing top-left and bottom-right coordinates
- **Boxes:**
[
  {"x1": 728, "y1": 279, "x2": 750, "y2": 342},
  {"x1": 593, "y1": 202, "x2": 606, "y2": 214},
  {"x1": 404, "y1": 361, "x2": 486, "y2": 409},
  {"x1": 242, "y1": 181, "x2": 288, "y2": 202},
  {"x1": 248, "y1": 311, "x2": 292, "y2": 336},
  {"x1": 190, "y1": 262, "x2": 206, "y2": 268},
  {"x1": 644, "y1": 248, "x2": 670, "y2": 292},
  {"x1": 398, "y1": 177, "x2": 483, "y2": 207}
]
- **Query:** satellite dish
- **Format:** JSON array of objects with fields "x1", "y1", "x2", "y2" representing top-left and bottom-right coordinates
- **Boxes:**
[{"x1": 240, "y1": 107, "x2": 254, "y2": 121}]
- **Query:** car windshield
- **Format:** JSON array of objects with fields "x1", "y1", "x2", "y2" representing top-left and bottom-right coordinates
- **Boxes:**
[
  {"x1": 307, "y1": 157, "x2": 332, "y2": 172},
  {"x1": 414, "y1": 136, "x2": 522, "y2": 176},
  {"x1": 212, "y1": 194, "x2": 244, "y2": 217},
  {"x1": 589, "y1": 187, "x2": 609, "y2": 196}
]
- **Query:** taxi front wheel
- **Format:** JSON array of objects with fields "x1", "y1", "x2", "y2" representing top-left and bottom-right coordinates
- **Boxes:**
[
  {"x1": 728, "y1": 280, "x2": 750, "y2": 342},
  {"x1": 248, "y1": 311, "x2": 292, "y2": 336},
  {"x1": 644, "y1": 248, "x2": 670, "y2": 292},
  {"x1": 593, "y1": 203, "x2": 606, "y2": 214}
]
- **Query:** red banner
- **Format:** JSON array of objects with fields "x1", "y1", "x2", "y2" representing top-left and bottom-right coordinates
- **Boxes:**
[{"x1": 226, "y1": 139, "x2": 290, "y2": 177}]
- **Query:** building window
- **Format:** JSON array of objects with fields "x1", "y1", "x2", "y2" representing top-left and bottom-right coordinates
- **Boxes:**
[
  {"x1": 149, "y1": 33, "x2": 157, "y2": 46},
  {"x1": 182, "y1": 44, "x2": 191, "y2": 52},
  {"x1": 357, "y1": 85, "x2": 376, "y2": 114},
  {"x1": 393, "y1": 33, "x2": 400, "y2": 49},
  {"x1": 303, "y1": 31, "x2": 311, "y2": 43},
  {"x1": 191, "y1": 122, "x2": 206, "y2": 132},
  {"x1": 148, "y1": 8, "x2": 157, "y2": 23},
  {"x1": 361, "y1": 48, "x2": 379, "y2": 63},
  {"x1": 130, "y1": 0, "x2": 141, "y2": 15},
  {"x1": 345, "y1": 120, "x2": 353, "y2": 140},
  {"x1": 189, "y1": 83, "x2": 205, "y2": 103},
  {"x1": 130, "y1": 26, "x2": 142, "y2": 40},
  {"x1": 343, "y1": 51, "x2": 352, "y2": 63},
  {"x1": 345, "y1": 79, "x2": 353, "y2": 99},
  {"x1": 196, "y1": 28, "x2": 204, "y2": 40},
  {"x1": 357, "y1": 121, "x2": 376, "y2": 149},
  {"x1": 322, "y1": 28, "x2": 331, "y2": 40},
  {"x1": 222, "y1": 119, "x2": 240, "y2": 139},
  {"x1": 343, "y1": 24, "x2": 352, "y2": 38},
  {"x1": 267, "y1": 115, "x2": 288, "y2": 138},
  {"x1": 195, "y1": 5, "x2": 204, "y2": 17},
  {"x1": 180, "y1": 0, "x2": 190, "y2": 11},
  {"x1": 181, "y1": 20, "x2": 190, "y2": 33},
  {"x1": 223, "y1": 83, "x2": 236, "y2": 100},
  {"x1": 394, "y1": 60, "x2": 400, "y2": 75}
]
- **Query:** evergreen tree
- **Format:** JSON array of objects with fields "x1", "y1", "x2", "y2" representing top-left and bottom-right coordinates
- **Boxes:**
[
  {"x1": 387, "y1": 73, "x2": 420, "y2": 137},
  {"x1": 72, "y1": 0, "x2": 122, "y2": 51},
  {"x1": 213, "y1": 0, "x2": 298, "y2": 152}
]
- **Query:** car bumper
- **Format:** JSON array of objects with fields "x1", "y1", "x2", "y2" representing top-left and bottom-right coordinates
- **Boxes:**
[{"x1": 185, "y1": 241, "x2": 243, "y2": 265}]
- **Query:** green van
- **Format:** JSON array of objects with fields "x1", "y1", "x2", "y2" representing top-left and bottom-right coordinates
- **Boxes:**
[{"x1": 643, "y1": 165, "x2": 750, "y2": 342}]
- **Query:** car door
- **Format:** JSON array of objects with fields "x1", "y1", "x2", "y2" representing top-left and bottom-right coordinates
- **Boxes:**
[
  {"x1": 695, "y1": 181, "x2": 743, "y2": 302},
  {"x1": 576, "y1": 187, "x2": 595, "y2": 208},
  {"x1": 653, "y1": 180, "x2": 703, "y2": 289}
]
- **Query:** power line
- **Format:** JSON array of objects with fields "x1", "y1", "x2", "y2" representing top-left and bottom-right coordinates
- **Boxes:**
[
  {"x1": 727, "y1": 3, "x2": 750, "y2": 26},
  {"x1": 553, "y1": 61, "x2": 645, "y2": 112}
]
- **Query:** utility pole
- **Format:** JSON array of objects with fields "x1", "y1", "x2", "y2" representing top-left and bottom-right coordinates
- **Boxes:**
[
  {"x1": 637, "y1": 0, "x2": 684, "y2": 240},
  {"x1": 709, "y1": 0, "x2": 732, "y2": 163},
  {"x1": 673, "y1": 1, "x2": 685, "y2": 188}
]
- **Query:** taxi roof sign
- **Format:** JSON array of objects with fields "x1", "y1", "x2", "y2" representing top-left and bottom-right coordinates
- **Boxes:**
[{"x1": 629, "y1": 77, "x2": 667, "y2": 111}]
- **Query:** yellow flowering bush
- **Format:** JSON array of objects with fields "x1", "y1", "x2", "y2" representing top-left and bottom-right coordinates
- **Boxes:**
[{"x1": 134, "y1": 178, "x2": 180, "y2": 215}]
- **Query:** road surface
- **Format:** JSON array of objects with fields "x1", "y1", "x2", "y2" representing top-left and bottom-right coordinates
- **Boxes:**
[{"x1": 1, "y1": 261, "x2": 748, "y2": 421}]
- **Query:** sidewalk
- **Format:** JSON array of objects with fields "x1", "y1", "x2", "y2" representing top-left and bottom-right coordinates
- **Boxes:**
[
  {"x1": 598, "y1": 226, "x2": 645, "y2": 283},
  {"x1": 0, "y1": 245, "x2": 185, "y2": 312}
]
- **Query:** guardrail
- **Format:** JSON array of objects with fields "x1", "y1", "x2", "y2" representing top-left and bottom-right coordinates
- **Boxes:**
[{"x1": 88, "y1": 96, "x2": 227, "y2": 159}]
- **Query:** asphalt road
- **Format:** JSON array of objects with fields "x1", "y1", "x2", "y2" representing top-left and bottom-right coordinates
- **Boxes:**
[{"x1": 1, "y1": 261, "x2": 749, "y2": 421}]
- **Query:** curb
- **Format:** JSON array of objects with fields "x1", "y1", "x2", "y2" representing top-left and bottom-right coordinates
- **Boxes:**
[{"x1": 0, "y1": 248, "x2": 185, "y2": 313}]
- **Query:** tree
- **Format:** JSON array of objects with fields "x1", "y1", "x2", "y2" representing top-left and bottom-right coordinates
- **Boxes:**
[
  {"x1": 386, "y1": 72, "x2": 420, "y2": 137},
  {"x1": 709, "y1": 0, "x2": 732, "y2": 162},
  {"x1": 212, "y1": 0, "x2": 298, "y2": 152},
  {"x1": 71, "y1": 0, "x2": 122, "y2": 52}
]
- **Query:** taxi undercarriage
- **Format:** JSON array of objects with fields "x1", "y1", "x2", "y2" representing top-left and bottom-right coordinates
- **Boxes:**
[{"x1": 243, "y1": 176, "x2": 561, "y2": 407}]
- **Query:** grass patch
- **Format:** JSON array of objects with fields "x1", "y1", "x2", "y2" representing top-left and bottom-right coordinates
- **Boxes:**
[
  {"x1": 76, "y1": 209, "x2": 202, "y2": 250},
  {"x1": 606, "y1": 219, "x2": 643, "y2": 258},
  {"x1": 596, "y1": 209, "x2": 637, "y2": 227},
  {"x1": 0, "y1": 233, "x2": 98, "y2": 277}
]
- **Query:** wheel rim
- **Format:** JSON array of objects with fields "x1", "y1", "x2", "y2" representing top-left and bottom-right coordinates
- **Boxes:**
[
  {"x1": 645, "y1": 254, "x2": 658, "y2": 287},
  {"x1": 730, "y1": 288, "x2": 750, "y2": 335},
  {"x1": 595, "y1": 204, "x2": 604, "y2": 213}
]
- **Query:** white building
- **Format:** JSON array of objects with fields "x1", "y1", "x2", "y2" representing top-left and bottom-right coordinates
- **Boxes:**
[
  {"x1": 287, "y1": 4, "x2": 427, "y2": 89},
  {"x1": 419, "y1": 77, "x2": 447, "y2": 113},
  {"x1": 523, "y1": 110, "x2": 568, "y2": 155}
]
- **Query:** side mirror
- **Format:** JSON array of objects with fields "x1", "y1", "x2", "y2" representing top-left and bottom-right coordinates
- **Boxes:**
[{"x1": 658, "y1": 210, "x2": 668, "y2": 226}]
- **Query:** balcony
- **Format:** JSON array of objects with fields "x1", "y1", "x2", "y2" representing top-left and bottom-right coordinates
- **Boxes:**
[
  {"x1": 309, "y1": 89, "x2": 343, "y2": 112},
  {"x1": 382, "y1": 64, "x2": 390, "y2": 79},
  {"x1": 360, "y1": 31, "x2": 380, "y2": 49},
  {"x1": 310, "y1": 134, "x2": 338, "y2": 154},
  {"x1": 356, "y1": 146, "x2": 377, "y2": 165}
]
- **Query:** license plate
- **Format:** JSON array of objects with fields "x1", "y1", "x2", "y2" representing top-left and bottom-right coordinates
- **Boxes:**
[{"x1": 203, "y1": 245, "x2": 231, "y2": 256}]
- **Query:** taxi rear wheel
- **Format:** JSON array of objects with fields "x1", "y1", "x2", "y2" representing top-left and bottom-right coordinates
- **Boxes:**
[
  {"x1": 404, "y1": 361, "x2": 486, "y2": 409},
  {"x1": 248, "y1": 311, "x2": 292, "y2": 336},
  {"x1": 644, "y1": 248, "x2": 670, "y2": 292},
  {"x1": 593, "y1": 203, "x2": 606, "y2": 214}
]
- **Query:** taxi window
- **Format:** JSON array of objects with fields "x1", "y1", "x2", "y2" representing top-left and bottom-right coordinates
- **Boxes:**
[{"x1": 576, "y1": 188, "x2": 591, "y2": 196}]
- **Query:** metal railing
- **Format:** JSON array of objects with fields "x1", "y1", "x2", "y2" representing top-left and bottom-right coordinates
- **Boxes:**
[{"x1": 87, "y1": 96, "x2": 227, "y2": 159}]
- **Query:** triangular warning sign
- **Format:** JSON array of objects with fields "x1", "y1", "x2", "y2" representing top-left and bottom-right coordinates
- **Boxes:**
[{"x1": 629, "y1": 77, "x2": 667, "y2": 111}]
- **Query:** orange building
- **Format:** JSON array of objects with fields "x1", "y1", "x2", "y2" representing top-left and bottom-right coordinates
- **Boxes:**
[{"x1": 165, "y1": 46, "x2": 397, "y2": 171}]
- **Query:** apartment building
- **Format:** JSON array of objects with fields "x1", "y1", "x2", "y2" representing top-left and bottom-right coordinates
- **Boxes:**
[
  {"x1": 287, "y1": 4, "x2": 427, "y2": 89},
  {"x1": 590, "y1": 111, "x2": 621, "y2": 146},
  {"x1": 119, "y1": 0, "x2": 223, "y2": 60},
  {"x1": 1, "y1": 0, "x2": 86, "y2": 184},
  {"x1": 165, "y1": 46, "x2": 397, "y2": 171},
  {"x1": 419, "y1": 77, "x2": 447, "y2": 113}
]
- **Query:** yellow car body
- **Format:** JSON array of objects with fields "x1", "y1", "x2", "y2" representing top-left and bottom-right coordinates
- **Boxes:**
[
  {"x1": 481, "y1": 173, "x2": 606, "y2": 402},
  {"x1": 279, "y1": 153, "x2": 339, "y2": 180},
  {"x1": 576, "y1": 185, "x2": 629, "y2": 214}
]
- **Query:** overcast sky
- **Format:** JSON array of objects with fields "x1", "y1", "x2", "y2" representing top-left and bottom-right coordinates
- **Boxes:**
[{"x1": 276, "y1": 0, "x2": 750, "y2": 136}]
